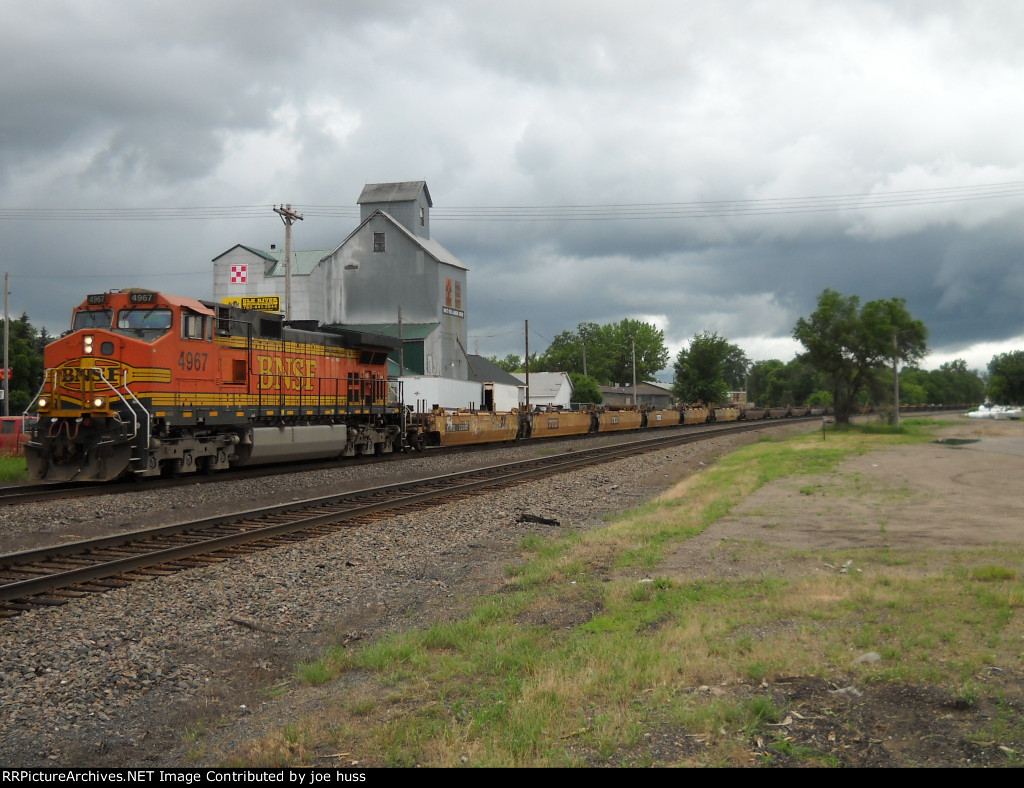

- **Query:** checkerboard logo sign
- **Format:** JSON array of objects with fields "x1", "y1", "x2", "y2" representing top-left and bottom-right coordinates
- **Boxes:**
[{"x1": 230, "y1": 264, "x2": 248, "y2": 284}]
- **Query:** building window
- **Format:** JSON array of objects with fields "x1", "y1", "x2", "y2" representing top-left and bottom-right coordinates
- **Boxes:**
[
  {"x1": 373, "y1": 232, "x2": 386, "y2": 253},
  {"x1": 419, "y1": 207, "x2": 425, "y2": 226}
]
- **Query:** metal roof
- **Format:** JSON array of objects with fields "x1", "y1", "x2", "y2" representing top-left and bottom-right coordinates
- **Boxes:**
[
  {"x1": 357, "y1": 181, "x2": 432, "y2": 206},
  {"x1": 512, "y1": 372, "x2": 574, "y2": 398},
  {"x1": 211, "y1": 243, "x2": 278, "y2": 263},
  {"x1": 332, "y1": 322, "x2": 439, "y2": 340},
  {"x1": 466, "y1": 355, "x2": 523, "y2": 386},
  {"x1": 264, "y1": 249, "x2": 332, "y2": 277}
]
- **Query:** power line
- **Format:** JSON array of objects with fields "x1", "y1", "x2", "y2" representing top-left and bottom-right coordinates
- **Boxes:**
[{"x1": 1, "y1": 179, "x2": 1023, "y2": 222}]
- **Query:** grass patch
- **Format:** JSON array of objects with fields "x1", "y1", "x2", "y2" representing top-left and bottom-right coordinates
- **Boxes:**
[
  {"x1": 0, "y1": 455, "x2": 26, "y2": 482},
  {"x1": 971, "y1": 565, "x2": 1017, "y2": 582},
  {"x1": 219, "y1": 419, "x2": 1024, "y2": 768}
]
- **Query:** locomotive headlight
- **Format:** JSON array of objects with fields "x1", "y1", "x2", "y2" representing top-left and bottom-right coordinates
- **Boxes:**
[
  {"x1": 84, "y1": 335, "x2": 94, "y2": 354},
  {"x1": 37, "y1": 397, "x2": 49, "y2": 409},
  {"x1": 91, "y1": 396, "x2": 105, "y2": 409}
]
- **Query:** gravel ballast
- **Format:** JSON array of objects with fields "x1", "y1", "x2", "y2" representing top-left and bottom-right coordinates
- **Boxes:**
[{"x1": 0, "y1": 427, "x2": 790, "y2": 767}]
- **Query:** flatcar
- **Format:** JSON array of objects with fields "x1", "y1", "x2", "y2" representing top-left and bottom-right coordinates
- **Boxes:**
[{"x1": 25, "y1": 289, "x2": 405, "y2": 482}]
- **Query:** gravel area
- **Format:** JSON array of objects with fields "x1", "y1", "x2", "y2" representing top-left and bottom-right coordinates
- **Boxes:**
[{"x1": 0, "y1": 426, "x2": 793, "y2": 767}]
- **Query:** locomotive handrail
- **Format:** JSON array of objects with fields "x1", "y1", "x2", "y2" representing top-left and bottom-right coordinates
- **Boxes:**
[{"x1": 97, "y1": 371, "x2": 145, "y2": 449}]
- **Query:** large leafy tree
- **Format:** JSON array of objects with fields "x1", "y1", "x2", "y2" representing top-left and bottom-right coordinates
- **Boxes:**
[
  {"x1": 988, "y1": 351, "x2": 1024, "y2": 404},
  {"x1": 535, "y1": 319, "x2": 667, "y2": 386},
  {"x1": 673, "y1": 331, "x2": 744, "y2": 405},
  {"x1": 900, "y1": 360, "x2": 985, "y2": 406},
  {"x1": 747, "y1": 357, "x2": 826, "y2": 407},
  {"x1": 605, "y1": 319, "x2": 669, "y2": 386},
  {"x1": 486, "y1": 353, "x2": 524, "y2": 373},
  {"x1": 568, "y1": 373, "x2": 603, "y2": 404},
  {"x1": 793, "y1": 289, "x2": 927, "y2": 423}
]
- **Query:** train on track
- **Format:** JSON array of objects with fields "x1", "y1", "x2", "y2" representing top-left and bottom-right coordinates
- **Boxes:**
[{"x1": 23, "y1": 289, "x2": 830, "y2": 483}]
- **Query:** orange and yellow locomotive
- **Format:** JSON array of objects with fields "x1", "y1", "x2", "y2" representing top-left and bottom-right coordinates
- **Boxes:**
[{"x1": 26, "y1": 289, "x2": 405, "y2": 481}]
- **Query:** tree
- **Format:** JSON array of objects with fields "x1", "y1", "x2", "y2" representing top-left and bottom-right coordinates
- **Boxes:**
[
  {"x1": 747, "y1": 358, "x2": 825, "y2": 407},
  {"x1": 535, "y1": 319, "x2": 667, "y2": 386},
  {"x1": 2, "y1": 312, "x2": 46, "y2": 413},
  {"x1": 721, "y1": 344, "x2": 751, "y2": 391},
  {"x1": 605, "y1": 319, "x2": 669, "y2": 386},
  {"x1": 988, "y1": 351, "x2": 1024, "y2": 404},
  {"x1": 486, "y1": 353, "x2": 523, "y2": 373},
  {"x1": 793, "y1": 289, "x2": 927, "y2": 423},
  {"x1": 899, "y1": 360, "x2": 984, "y2": 406},
  {"x1": 569, "y1": 373, "x2": 603, "y2": 404},
  {"x1": 673, "y1": 331, "x2": 744, "y2": 405}
]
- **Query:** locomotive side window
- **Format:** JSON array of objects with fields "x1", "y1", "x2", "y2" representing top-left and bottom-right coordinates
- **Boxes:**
[
  {"x1": 72, "y1": 310, "x2": 113, "y2": 330},
  {"x1": 181, "y1": 313, "x2": 208, "y2": 340}
]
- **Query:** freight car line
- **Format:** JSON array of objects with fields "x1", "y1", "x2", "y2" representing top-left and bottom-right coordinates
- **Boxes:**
[{"x1": 0, "y1": 417, "x2": 812, "y2": 618}]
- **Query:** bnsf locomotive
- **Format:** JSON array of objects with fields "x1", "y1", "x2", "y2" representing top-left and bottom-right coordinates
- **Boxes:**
[{"x1": 26, "y1": 289, "x2": 405, "y2": 482}]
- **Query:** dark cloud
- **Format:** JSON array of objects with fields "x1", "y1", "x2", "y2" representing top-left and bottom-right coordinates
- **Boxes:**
[{"x1": 3, "y1": 0, "x2": 1024, "y2": 376}]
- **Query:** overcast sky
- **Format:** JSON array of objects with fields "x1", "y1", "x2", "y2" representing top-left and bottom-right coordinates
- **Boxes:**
[{"x1": 2, "y1": 0, "x2": 1023, "y2": 376}]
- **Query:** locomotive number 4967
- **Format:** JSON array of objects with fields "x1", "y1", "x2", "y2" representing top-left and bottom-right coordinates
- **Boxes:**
[{"x1": 178, "y1": 351, "x2": 208, "y2": 372}]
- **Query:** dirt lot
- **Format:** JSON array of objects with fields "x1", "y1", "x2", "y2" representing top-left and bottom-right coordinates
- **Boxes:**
[{"x1": 643, "y1": 417, "x2": 1024, "y2": 767}]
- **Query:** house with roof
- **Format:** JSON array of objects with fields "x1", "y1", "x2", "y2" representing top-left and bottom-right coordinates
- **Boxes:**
[
  {"x1": 512, "y1": 371, "x2": 574, "y2": 409},
  {"x1": 601, "y1": 381, "x2": 676, "y2": 408},
  {"x1": 212, "y1": 181, "x2": 469, "y2": 379}
]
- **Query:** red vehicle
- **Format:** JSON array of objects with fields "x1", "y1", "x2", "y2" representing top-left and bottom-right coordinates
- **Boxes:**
[
  {"x1": 26, "y1": 289, "x2": 405, "y2": 481},
  {"x1": 0, "y1": 416, "x2": 36, "y2": 455}
]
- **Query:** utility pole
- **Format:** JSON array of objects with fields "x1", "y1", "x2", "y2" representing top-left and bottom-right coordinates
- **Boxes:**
[
  {"x1": 631, "y1": 339, "x2": 637, "y2": 406},
  {"x1": 524, "y1": 320, "x2": 530, "y2": 412},
  {"x1": 3, "y1": 272, "x2": 8, "y2": 417},
  {"x1": 579, "y1": 324, "x2": 588, "y2": 377},
  {"x1": 273, "y1": 204, "x2": 303, "y2": 321},
  {"x1": 893, "y1": 330, "x2": 900, "y2": 428},
  {"x1": 397, "y1": 306, "x2": 404, "y2": 375}
]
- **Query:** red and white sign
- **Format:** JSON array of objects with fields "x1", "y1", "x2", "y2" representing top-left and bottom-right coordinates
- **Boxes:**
[{"x1": 229, "y1": 264, "x2": 248, "y2": 284}]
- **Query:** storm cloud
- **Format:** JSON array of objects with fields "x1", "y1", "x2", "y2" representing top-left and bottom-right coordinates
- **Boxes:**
[{"x1": 2, "y1": 0, "x2": 1022, "y2": 373}]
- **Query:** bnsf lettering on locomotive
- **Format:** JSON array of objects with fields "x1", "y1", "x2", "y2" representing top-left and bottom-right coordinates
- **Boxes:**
[
  {"x1": 61, "y1": 366, "x2": 117, "y2": 383},
  {"x1": 255, "y1": 355, "x2": 318, "y2": 391}
]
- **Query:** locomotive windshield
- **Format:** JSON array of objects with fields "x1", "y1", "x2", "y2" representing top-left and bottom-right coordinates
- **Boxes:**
[
  {"x1": 116, "y1": 308, "x2": 173, "y2": 339},
  {"x1": 72, "y1": 309, "x2": 113, "y2": 331}
]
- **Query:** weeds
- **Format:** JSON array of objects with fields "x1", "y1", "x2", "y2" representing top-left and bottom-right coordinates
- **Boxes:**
[{"x1": 218, "y1": 419, "x2": 1024, "y2": 767}]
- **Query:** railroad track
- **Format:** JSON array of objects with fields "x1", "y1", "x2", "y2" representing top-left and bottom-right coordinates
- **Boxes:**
[
  {"x1": 0, "y1": 417, "x2": 787, "y2": 507},
  {"x1": 0, "y1": 418, "x2": 812, "y2": 618}
]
